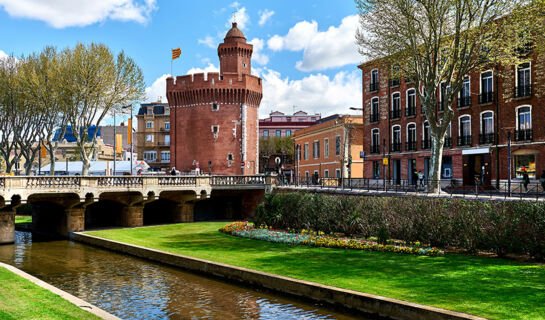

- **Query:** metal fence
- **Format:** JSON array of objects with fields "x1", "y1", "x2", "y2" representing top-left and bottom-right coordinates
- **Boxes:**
[
  {"x1": 288, "y1": 178, "x2": 545, "y2": 201},
  {"x1": 158, "y1": 176, "x2": 197, "y2": 186},
  {"x1": 210, "y1": 175, "x2": 266, "y2": 186}
]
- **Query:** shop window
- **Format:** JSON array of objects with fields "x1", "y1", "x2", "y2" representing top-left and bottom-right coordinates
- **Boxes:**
[{"x1": 515, "y1": 154, "x2": 536, "y2": 178}]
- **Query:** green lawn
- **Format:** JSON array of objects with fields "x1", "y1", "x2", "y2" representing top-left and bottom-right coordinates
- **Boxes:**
[
  {"x1": 87, "y1": 222, "x2": 545, "y2": 320},
  {"x1": 0, "y1": 266, "x2": 100, "y2": 320},
  {"x1": 15, "y1": 216, "x2": 32, "y2": 224}
]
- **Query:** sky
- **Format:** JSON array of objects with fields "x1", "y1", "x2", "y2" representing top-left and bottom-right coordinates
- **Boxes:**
[{"x1": 0, "y1": 0, "x2": 364, "y2": 119}]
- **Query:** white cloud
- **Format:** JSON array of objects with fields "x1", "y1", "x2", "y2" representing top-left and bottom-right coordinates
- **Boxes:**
[
  {"x1": 0, "y1": 0, "x2": 157, "y2": 28},
  {"x1": 144, "y1": 73, "x2": 170, "y2": 103},
  {"x1": 0, "y1": 50, "x2": 8, "y2": 60},
  {"x1": 227, "y1": 5, "x2": 249, "y2": 30},
  {"x1": 258, "y1": 9, "x2": 274, "y2": 26},
  {"x1": 198, "y1": 36, "x2": 216, "y2": 49},
  {"x1": 267, "y1": 15, "x2": 362, "y2": 72},
  {"x1": 186, "y1": 63, "x2": 219, "y2": 75},
  {"x1": 256, "y1": 67, "x2": 361, "y2": 117},
  {"x1": 249, "y1": 38, "x2": 269, "y2": 65}
]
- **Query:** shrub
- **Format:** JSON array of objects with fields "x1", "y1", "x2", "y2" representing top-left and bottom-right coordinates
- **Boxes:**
[{"x1": 254, "y1": 192, "x2": 545, "y2": 260}]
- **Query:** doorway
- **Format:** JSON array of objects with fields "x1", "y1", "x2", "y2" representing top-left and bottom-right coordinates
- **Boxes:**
[
  {"x1": 393, "y1": 159, "x2": 401, "y2": 184},
  {"x1": 463, "y1": 154, "x2": 491, "y2": 186},
  {"x1": 408, "y1": 159, "x2": 416, "y2": 185}
]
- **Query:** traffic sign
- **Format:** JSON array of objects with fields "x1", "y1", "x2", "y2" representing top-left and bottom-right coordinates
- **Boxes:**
[
  {"x1": 240, "y1": 161, "x2": 245, "y2": 168},
  {"x1": 383, "y1": 158, "x2": 389, "y2": 166}
]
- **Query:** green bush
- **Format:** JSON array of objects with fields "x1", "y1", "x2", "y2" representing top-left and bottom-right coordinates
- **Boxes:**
[{"x1": 255, "y1": 192, "x2": 545, "y2": 260}]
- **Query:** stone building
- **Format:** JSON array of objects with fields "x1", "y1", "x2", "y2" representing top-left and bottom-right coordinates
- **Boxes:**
[
  {"x1": 293, "y1": 115, "x2": 363, "y2": 183},
  {"x1": 166, "y1": 23, "x2": 262, "y2": 175},
  {"x1": 358, "y1": 53, "x2": 545, "y2": 185},
  {"x1": 136, "y1": 102, "x2": 171, "y2": 171}
]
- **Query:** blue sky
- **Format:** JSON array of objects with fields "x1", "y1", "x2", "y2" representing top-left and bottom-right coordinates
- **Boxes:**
[{"x1": 0, "y1": 0, "x2": 363, "y2": 118}]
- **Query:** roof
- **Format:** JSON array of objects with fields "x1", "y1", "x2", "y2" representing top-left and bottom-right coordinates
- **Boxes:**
[
  {"x1": 53, "y1": 126, "x2": 100, "y2": 142},
  {"x1": 137, "y1": 103, "x2": 169, "y2": 116},
  {"x1": 224, "y1": 22, "x2": 246, "y2": 43}
]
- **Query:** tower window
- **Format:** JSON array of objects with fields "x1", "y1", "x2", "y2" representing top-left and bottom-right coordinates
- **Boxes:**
[
  {"x1": 243, "y1": 63, "x2": 247, "y2": 68},
  {"x1": 211, "y1": 125, "x2": 219, "y2": 135},
  {"x1": 227, "y1": 154, "x2": 234, "y2": 161},
  {"x1": 212, "y1": 103, "x2": 219, "y2": 111}
]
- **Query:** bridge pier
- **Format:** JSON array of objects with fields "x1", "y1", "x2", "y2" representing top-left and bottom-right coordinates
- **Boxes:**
[
  {"x1": 173, "y1": 202, "x2": 194, "y2": 223},
  {"x1": 121, "y1": 205, "x2": 144, "y2": 227},
  {"x1": 66, "y1": 207, "x2": 85, "y2": 234},
  {"x1": 0, "y1": 209, "x2": 15, "y2": 244}
]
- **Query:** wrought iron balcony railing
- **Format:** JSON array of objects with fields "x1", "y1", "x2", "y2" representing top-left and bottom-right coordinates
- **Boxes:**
[
  {"x1": 458, "y1": 96, "x2": 471, "y2": 109},
  {"x1": 479, "y1": 133, "x2": 495, "y2": 145},
  {"x1": 370, "y1": 113, "x2": 380, "y2": 123},
  {"x1": 421, "y1": 139, "x2": 432, "y2": 150},
  {"x1": 515, "y1": 129, "x2": 533, "y2": 141},
  {"x1": 406, "y1": 141, "x2": 417, "y2": 151},
  {"x1": 479, "y1": 91, "x2": 494, "y2": 104},
  {"x1": 458, "y1": 135, "x2": 472, "y2": 147},
  {"x1": 390, "y1": 109, "x2": 401, "y2": 119},
  {"x1": 370, "y1": 144, "x2": 381, "y2": 154},
  {"x1": 514, "y1": 84, "x2": 532, "y2": 98},
  {"x1": 405, "y1": 106, "x2": 416, "y2": 117},
  {"x1": 369, "y1": 82, "x2": 379, "y2": 92},
  {"x1": 390, "y1": 142, "x2": 402, "y2": 152}
]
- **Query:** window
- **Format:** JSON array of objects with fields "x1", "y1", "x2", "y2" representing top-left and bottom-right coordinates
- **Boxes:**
[
  {"x1": 370, "y1": 69, "x2": 379, "y2": 91},
  {"x1": 165, "y1": 122, "x2": 170, "y2": 130},
  {"x1": 146, "y1": 121, "x2": 153, "y2": 129},
  {"x1": 211, "y1": 125, "x2": 219, "y2": 135},
  {"x1": 516, "y1": 63, "x2": 531, "y2": 97},
  {"x1": 324, "y1": 170, "x2": 329, "y2": 178},
  {"x1": 263, "y1": 130, "x2": 269, "y2": 139},
  {"x1": 515, "y1": 155, "x2": 536, "y2": 178},
  {"x1": 335, "y1": 135, "x2": 341, "y2": 156},
  {"x1": 390, "y1": 65, "x2": 400, "y2": 87},
  {"x1": 459, "y1": 76, "x2": 471, "y2": 108},
  {"x1": 147, "y1": 108, "x2": 153, "y2": 115},
  {"x1": 422, "y1": 121, "x2": 431, "y2": 149},
  {"x1": 480, "y1": 71, "x2": 494, "y2": 104},
  {"x1": 305, "y1": 171, "x2": 309, "y2": 181},
  {"x1": 212, "y1": 103, "x2": 219, "y2": 111},
  {"x1": 480, "y1": 112, "x2": 494, "y2": 144},
  {"x1": 370, "y1": 97, "x2": 379, "y2": 122},
  {"x1": 373, "y1": 161, "x2": 380, "y2": 179},
  {"x1": 335, "y1": 169, "x2": 341, "y2": 178},
  {"x1": 324, "y1": 138, "x2": 329, "y2": 158},
  {"x1": 439, "y1": 82, "x2": 451, "y2": 110},
  {"x1": 391, "y1": 92, "x2": 401, "y2": 118},
  {"x1": 161, "y1": 151, "x2": 170, "y2": 162},
  {"x1": 407, "y1": 123, "x2": 416, "y2": 151},
  {"x1": 392, "y1": 125, "x2": 401, "y2": 152},
  {"x1": 227, "y1": 153, "x2": 234, "y2": 161},
  {"x1": 516, "y1": 106, "x2": 532, "y2": 141},
  {"x1": 304, "y1": 143, "x2": 309, "y2": 160},
  {"x1": 286, "y1": 130, "x2": 292, "y2": 136},
  {"x1": 164, "y1": 135, "x2": 170, "y2": 146},
  {"x1": 406, "y1": 89, "x2": 416, "y2": 116},
  {"x1": 371, "y1": 129, "x2": 380, "y2": 153},
  {"x1": 286, "y1": 117, "x2": 292, "y2": 122},
  {"x1": 276, "y1": 130, "x2": 281, "y2": 137},
  {"x1": 143, "y1": 151, "x2": 156, "y2": 162},
  {"x1": 459, "y1": 115, "x2": 471, "y2": 146},
  {"x1": 312, "y1": 141, "x2": 320, "y2": 159},
  {"x1": 165, "y1": 108, "x2": 170, "y2": 115},
  {"x1": 146, "y1": 134, "x2": 154, "y2": 142}
]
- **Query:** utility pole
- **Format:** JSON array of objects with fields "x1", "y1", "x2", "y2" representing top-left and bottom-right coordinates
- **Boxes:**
[
  {"x1": 113, "y1": 110, "x2": 116, "y2": 176},
  {"x1": 382, "y1": 138, "x2": 386, "y2": 191},
  {"x1": 507, "y1": 131, "x2": 512, "y2": 197}
]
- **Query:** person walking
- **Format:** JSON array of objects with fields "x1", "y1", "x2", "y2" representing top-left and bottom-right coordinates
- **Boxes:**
[
  {"x1": 540, "y1": 170, "x2": 545, "y2": 192},
  {"x1": 522, "y1": 167, "x2": 530, "y2": 192},
  {"x1": 170, "y1": 167, "x2": 177, "y2": 176},
  {"x1": 418, "y1": 170, "x2": 424, "y2": 187}
]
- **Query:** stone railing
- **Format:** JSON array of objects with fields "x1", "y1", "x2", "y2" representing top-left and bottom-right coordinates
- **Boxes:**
[
  {"x1": 0, "y1": 177, "x2": 5, "y2": 189},
  {"x1": 97, "y1": 177, "x2": 144, "y2": 187},
  {"x1": 158, "y1": 176, "x2": 197, "y2": 186},
  {"x1": 26, "y1": 176, "x2": 81, "y2": 188},
  {"x1": 210, "y1": 175, "x2": 266, "y2": 186}
]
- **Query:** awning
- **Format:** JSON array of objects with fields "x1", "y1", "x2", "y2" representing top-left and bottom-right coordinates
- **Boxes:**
[{"x1": 462, "y1": 147, "x2": 490, "y2": 155}]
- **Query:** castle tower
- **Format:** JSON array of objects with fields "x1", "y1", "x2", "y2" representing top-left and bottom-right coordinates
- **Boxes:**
[{"x1": 166, "y1": 23, "x2": 263, "y2": 175}]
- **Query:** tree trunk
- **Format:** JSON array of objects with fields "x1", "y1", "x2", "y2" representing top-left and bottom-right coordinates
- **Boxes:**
[
  {"x1": 49, "y1": 150, "x2": 56, "y2": 176},
  {"x1": 428, "y1": 136, "x2": 445, "y2": 193}
]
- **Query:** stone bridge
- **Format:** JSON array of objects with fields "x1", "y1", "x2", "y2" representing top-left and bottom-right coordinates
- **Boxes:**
[{"x1": 0, "y1": 175, "x2": 275, "y2": 244}]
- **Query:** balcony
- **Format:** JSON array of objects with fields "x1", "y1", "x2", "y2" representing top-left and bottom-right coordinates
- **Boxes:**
[
  {"x1": 389, "y1": 79, "x2": 400, "y2": 87},
  {"x1": 458, "y1": 96, "x2": 471, "y2": 109},
  {"x1": 444, "y1": 137, "x2": 452, "y2": 148},
  {"x1": 479, "y1": 133, "x2": 495, "y2": 145},
  {"x1": 369, "y1": 82, "x2": 379, "y2": 92},
  {"x1": 458, "y1": 135, "x2": 472, "y2": 147},
  {"x1": 406, "y1": 141, "x2": 417, "y2": 151},
  {"x1": 421, "y1": 139, "x2": 432, "y2": 150},
  {"x1": 370, "y1": 113, "x2": 380, "y2": 123},
  {"x1": 405, "y1": 106, "x2": 416, "y2": 117},
  {"x1": 390, "y1": 109, "x2": 401, "y2": 119},
  {"x1": 390, "y1": 142, "x2": 402, "y2": 153},
  {"x1": 370, "y1": 144, "x2": 381, "y2": 154},
  {"x1": 479, "y1": 91, "x2": 494, "y2": 104},
  {"x1": 514, "y1": 84, "x2": 532, "y2": 98},
  {"x1": 515, "y1": 129, "x2": 533, "y2": 141}
]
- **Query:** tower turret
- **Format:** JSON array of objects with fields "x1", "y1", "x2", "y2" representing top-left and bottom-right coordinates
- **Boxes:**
[{"x1": 218, "y1": 23, "x2": 253, "y2": 75}]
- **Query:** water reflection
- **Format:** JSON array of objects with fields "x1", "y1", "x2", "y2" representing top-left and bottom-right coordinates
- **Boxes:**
[{"x1": 0, "y1": 232, "x2": 362, "y2": 320}]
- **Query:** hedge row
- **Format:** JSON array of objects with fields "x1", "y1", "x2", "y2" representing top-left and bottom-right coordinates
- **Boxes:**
[{"x1": 254, "y1": 193, "x2": 545, "y2": 259}]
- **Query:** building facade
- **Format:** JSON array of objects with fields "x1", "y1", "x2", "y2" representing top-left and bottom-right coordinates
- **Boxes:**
[
  {"x1": 166, "y1": 23, "x2": 262, "y2": 175},
  {"x1": 293, "y1": 115, "x2": 363, "y2": 183},
  {"x1": 136, "y1": 102, "x2": 171, "y2": 171},
  {"x1": 359, "y1": 55, "x2": 545, "y2": 185},
  {"x1": 259, "y1": 111, "x2": 321, "y2": 138}
]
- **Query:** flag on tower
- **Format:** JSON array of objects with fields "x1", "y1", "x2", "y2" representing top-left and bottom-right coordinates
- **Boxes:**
[{"x1": 172, "y1": 48, "x2": 181, "y2": 60}]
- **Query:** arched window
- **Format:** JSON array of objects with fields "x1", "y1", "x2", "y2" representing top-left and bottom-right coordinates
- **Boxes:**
[
  {"x1": 391, "y1": 92, "x2": 401, "y2": 119},
  {"x1": 371, "y1": 129, "x2": 380, "y2": 154},
  {"x1": 516, "y1": 106, "x2": 532, "y2": 141},
  {"x1": 458, "y1": 115, "x2": 472, "y2": 146},
  {"x1": 391, "y1": 125, "x2": 401, "y2": 152},
  {"x1": 422, "y1": 121, "x2": 431, "y2": 149},
  {"x1": 407, "y1": 123, "x2": 416, "y2": 151},
  {"x1": 370, "y1": 69, "x2": 379, "y2": 92},
  {"x1": 370, "y1": 97, "x2": 379, "y2": 122},
  {"x1": 480, "y1": 111, "x2": 494, "y2": 144},
  {"x1": 406, "y1": 89, "x2": 416, "y2": 116},
  {"x1": 515, "y1": 63, "x2": 531, "y2": 98}
]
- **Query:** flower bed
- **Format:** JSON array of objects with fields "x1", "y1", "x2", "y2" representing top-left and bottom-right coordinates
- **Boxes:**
[{"x1": 219, "y1": 222, "x2": 443, "y2": 257}]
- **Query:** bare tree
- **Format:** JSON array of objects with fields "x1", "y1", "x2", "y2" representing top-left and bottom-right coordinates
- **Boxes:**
[
  {"x1": 356, "y1": 0, "x2": 544, "y2": 192},
  {"x1": 62, "y1": 43, "x2": 145, "y2": 175}
]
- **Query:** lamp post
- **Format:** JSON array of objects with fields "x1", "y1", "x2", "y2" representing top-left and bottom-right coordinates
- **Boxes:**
[{"x1": 121, "y1": 105, "x2": 133, "y2": 175}]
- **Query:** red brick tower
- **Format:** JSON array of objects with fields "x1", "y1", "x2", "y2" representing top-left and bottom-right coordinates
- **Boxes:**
[{"x1": 166, "y1": 23, "x2": 263, "y2": 175}]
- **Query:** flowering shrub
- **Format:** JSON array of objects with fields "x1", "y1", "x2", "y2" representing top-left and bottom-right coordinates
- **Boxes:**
[{"x1": 219, "y1": 222, "x2": 443, "y2": 257}]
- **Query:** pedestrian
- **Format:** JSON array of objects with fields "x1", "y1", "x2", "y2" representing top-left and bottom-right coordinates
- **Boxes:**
[
  {"x1": 522, "y1": 167, "x2": 530, "y2": 192},
  {"x1": 418, "y1": 170, "x2": 424, "y2": 187},
  {"x1": 539, "y1": 170, "x2": 545, "y2": 192},
  {"x1": 170, "y1": 167, "x2": 176, "y2": 176},
  {"x1": 412, "y1": 170, "x2": 418, "y2": 186}
]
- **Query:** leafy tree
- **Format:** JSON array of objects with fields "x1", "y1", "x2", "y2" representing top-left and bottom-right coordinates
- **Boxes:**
[
  {"x1": 62, "y1": 43, "x2": 145, "y2": 175},
  {"x1": 356, "y1": 0, "x2": 545, "y2": 191}
]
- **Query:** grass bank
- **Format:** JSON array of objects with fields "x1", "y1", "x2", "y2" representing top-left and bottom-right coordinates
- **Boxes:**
[
  {"x1": 0, "y1": 266, "x2": 99, "y2": 320},
  {"x1": 87, "y1": 222, "x2": 545, "y2": 320},
  {"x1": 15, "y1": 216, "x2": 31, "y2": 224}
]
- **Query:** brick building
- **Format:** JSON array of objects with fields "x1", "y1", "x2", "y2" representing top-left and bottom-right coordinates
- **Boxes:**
[
  {"x1": 136, "y1": 102, "x2": 171, "y2": 171},
  {"x1": 358, "y1": 55, "x2": 545, "y2": 185},
  {"x1": 259, "y1": 111, "x2": 321, "y2": 138},
  {"x1": 293, "y1": 115, "x2": 363, "y2": 183},
  {"x1": 166, "y1": 23, "x2": 262, "y2": 175}
]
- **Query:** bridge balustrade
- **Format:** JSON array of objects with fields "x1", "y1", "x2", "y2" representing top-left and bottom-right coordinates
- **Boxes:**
[
  {"x1": 210, "y1": 175, "x2": 266, "y2": 186},
  {"x1": 158, "y1": 176, "x2": 197, "y2": 186},
  {"x1": 97, "y1": 177, "x2": 144, "y2": 187},
  {"x1": 26, "y1": 176, "x2": 81, "y2": 188},
  {"x1": 0, "y1": 178, "x2": 4, "y2": 188}
]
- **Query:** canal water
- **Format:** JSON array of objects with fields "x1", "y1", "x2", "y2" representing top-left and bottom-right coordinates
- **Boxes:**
[{"x1": 0, "y1": 231, "x2": 364, "y2": 320}]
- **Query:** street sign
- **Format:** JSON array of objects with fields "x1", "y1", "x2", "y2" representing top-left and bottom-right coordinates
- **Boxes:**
[
  {"x1": 240, "y1": 161, "x2": 245, "y2": 168},
  {"x1": 360, "y1": 151, "x2": 365, "y2": 159},
  {"x1": 383, "y1": 158, "x2": 389, "y2": 166}
]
